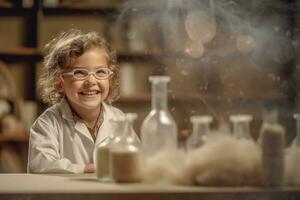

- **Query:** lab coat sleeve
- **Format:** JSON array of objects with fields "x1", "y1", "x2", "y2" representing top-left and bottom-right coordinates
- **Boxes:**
[{"x1": 28, "y1": 115, "x2": 85, "y2": 174}]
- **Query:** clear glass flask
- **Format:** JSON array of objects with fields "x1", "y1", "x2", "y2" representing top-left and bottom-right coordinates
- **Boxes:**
[
  {"x1": 187, "y1": 115, "x2": 213, "y2": 150},
  {"x1": 94, "y1": 118, "x2": 124, "y2": 182},
  {"x1": 141, "y1": 76, "x2": 178, "y2": 157},
  {"x1": 110, "y1": 113, "x2": 143, "y2": 182},
  {"x1": 229, "y1": 114, "x2": 253, "y2": 140},
  {"x1": 292, "y1": 113, "x2": 300, "y2": 147}
]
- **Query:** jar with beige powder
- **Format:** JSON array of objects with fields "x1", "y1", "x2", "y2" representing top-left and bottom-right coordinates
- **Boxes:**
[{"x1": 110, "y1": 113, "x2": 143, "y2": 183}]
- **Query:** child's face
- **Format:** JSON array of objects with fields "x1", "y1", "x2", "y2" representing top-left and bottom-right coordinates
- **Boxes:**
[{"x1": 59, "y1": 47, "x2": 110, "y2": 113}]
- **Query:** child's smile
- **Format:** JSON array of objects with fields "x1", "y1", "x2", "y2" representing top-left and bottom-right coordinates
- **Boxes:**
[{"x1": 79, "y1": 90, "x2": 101, "y2": 97}]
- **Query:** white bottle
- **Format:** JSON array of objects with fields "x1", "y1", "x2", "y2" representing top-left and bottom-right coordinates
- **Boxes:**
[
  {"x1": 187, "y1": 115, "x2": 213, "y2": 150},
  {"x1": 141, "y1": 76, "x2": 178, "y2": 157},
  {"x1": 229, "y1": 114, "x2": 253, "y2": 140}
]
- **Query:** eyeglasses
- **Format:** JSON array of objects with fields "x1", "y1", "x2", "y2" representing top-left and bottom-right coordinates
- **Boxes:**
[{"x1": 61, "y1": 67, "x2": 113, "y2": 81}]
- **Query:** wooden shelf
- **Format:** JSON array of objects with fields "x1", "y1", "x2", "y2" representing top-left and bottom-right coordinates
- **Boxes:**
[
  {"x1": 42, "y1": 4, "x2": 122, "y2": 15},
  {"x1": 118, "y1": 51, "x2": 160, "y2": 61},
  {"x1": 119, "y1": 94, "x2": 151, "y2": 103},
  {"x1": 118, "y1": 93, "x2": 288, "y2": 104},
  {"x1": 0, "y1": 133, "x2": 29, "y2": 143},
  {"x1": 0, "y1": 48, "x2": 159, "y2": 62},
  {"x1": 0, "y1": 47, "x2": 43, "y2": 62},
  {"x1": 0, "y1": 7, "x2": 34, "y2": 16}
]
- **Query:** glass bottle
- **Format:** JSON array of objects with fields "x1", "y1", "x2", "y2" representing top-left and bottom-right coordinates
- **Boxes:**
[
  {"x1": 258, "y1": 108, "x2": 279, "y2": 144},
  {"x1": 258, "y1": 108, "x2": 285, "y2": 187},
  {"x1": 94, "y1": 118, "x2": 124, "y2": 182},
  {"x1": 229, "y1": 114, "x2": 253, "y2": 140},
  {"x1": 261, "y1": 121, "x2": 285, "y2": 187},
  {"x1": 187, "y1": 115, "x2": 213, "y2": 150},
  {"x1": 141, "y1": 76, "x2": 178, "y2": 157},
  {"x1": 110, "y1": 113, "x2": 143, "y2": 182},
  {"x1": 292, "y1": 113, "x2": 300, "y2": 147}
]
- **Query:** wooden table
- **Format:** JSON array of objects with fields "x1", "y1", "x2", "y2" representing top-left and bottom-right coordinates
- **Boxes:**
[{"x1": 0, "y1": 173, "x2": 300, "y2": 200}]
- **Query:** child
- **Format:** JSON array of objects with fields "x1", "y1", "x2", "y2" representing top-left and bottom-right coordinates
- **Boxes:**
[{"x1": 27, "y1": 29, "x2": 128, "y2": 173}]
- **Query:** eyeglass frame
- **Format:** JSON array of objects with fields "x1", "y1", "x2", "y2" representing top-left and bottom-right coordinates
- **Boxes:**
[{"x1": 60, "y1": 67, "x2": 114, "y2": 81}]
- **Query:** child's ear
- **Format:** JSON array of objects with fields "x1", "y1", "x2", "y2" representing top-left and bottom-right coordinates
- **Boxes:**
[{"x1": 53, "y1": 76, "x2": 64, "y2": 92}]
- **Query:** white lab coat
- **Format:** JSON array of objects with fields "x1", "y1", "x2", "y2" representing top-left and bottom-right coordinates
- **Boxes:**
[{"x1": 27, "y1": 98, "x2": 127, "y2": 173}]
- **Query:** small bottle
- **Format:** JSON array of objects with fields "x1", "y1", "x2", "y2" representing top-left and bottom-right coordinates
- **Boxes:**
[
  {"x1": 292, "y1": 113, "x2": 300, "y2": 147},
  {"x1": 141, "y1": 76, "x2": 178, "y2": 158},
  {"x1": 110, "y1": 113, "x2": 143, "y2": 182},
  {"x1": 94, "y1": 118, "x2": 124, "y2": 181},
  {"x1": 261, "y1": 123, "x2": 285, "y2": 187},
  {"x1": 187, "y1": 115, "x2": 213, "y2": 150},
  {"x1": 229, "y1": 114, "x2": 253, "y2": 140}
]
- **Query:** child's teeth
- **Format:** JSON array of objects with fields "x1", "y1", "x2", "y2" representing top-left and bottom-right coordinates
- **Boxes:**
[{"x1": 82, "y1": 91, "x2": 98, "y2": 95}]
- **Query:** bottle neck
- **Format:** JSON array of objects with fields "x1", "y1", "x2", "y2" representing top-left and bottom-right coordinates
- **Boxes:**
[{"x1": 151, "y1": 82, "x2": 167, "y2": 110}]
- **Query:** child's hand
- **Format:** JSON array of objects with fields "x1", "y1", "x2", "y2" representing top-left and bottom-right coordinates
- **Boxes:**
[{"x1": 84, "y1": 164, "x2": 95, "y2": 173}]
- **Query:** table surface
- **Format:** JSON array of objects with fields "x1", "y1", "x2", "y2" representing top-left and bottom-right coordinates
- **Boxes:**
[{"x1": 0, "y1": 173, "x2": 300, "y2": 200}]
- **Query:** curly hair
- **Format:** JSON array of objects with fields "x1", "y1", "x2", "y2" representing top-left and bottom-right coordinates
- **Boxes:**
[{"x1": 39, "y1": 29, "x2": 120, "y2": 105}]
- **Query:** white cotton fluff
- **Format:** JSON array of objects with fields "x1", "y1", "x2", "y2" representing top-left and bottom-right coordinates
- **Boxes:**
[
  {"x1": 142, "y1": 133, "x2": 263, "y2": 186},
  {"x1": 185, "y1": 133, "x2": 263, "y2": 186},
  {"x1": 143, "y1": 149, "x2": 192, "y2": 185},
  {"x1": 285, "y1": 147, "x2": 300, "y2": 186}
]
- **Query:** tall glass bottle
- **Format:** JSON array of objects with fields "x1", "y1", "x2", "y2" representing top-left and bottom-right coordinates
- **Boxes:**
[
  {"x1": 141, "y1": 76, "x2": 178, "y2": 157},
  {"x1": 292, "y1": 113, "x2": 300, "y2": 147},
  {"x1": 110, "y1": 113, "x2": 143, "y2": 182},
  {"x1": 257, "y1": 108, "x2": 279, "y2": 144},
  {"x1": 187, "y1": 115, "x2": 213, "y2": 150}
]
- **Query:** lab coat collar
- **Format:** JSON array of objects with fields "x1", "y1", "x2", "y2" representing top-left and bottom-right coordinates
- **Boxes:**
[
  {"x1": 58, "y1": 98, "x2": 114, "y2": 144},
  {"x1": 95, "y1": 102, "x2": 114, "y2": 146},
  {"x1": 59, "y1": 97, "x2": 75, "y2": 122},
  {"x1": 58, "y1": 98, "x2": 93, "y2": 142}
]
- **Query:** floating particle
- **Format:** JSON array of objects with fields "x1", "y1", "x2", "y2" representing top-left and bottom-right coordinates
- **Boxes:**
[
  {"x1": 239, "y1": 90, "x2": 244, "y2": 97},
  {"x1": 185, "y1": 11, "x2": 217, "y2": 44},
  {"x1": 236, "y1": 34, "x2": 255, "y2": 54},
  {"x1": 180, "y1": 69, "x2": 189, "y2": 76},
  {"x1": 184, "y1": 40, "x2": 205, "y2": 58}
]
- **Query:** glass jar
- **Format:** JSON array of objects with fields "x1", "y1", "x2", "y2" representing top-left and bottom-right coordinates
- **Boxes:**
[
  {"x1": 110, "y1": 113, "x2": 143, "y2": 182},
  {"x1": 141, "y1": 76, "x2": 178, "y2": 158}
]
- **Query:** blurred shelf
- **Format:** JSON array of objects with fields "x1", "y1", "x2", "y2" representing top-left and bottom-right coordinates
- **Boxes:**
[
  {"x1": 0, "y1": 48, "x2": 159, "y2": 62},
  {"x1": 0, "y1": 7, "x2": 34, "y2": 16},
  {"x1": 117, "y1": 51, "x2": 160, "y2": 61},
  {"x1": 42, "y1": 4, "x2": 122, "y2": 15},
  {"x1": 118, "y1": 93, "x2": 288, "y2": 105},
  {"x1": 119, "y1": 94, "x2": 151, "y2": 103},
  {"x1": 0, "y1": 133, "x2": 29, "y2": 143},
  {"x1": 0, "y1": 47, "x2": 43, "y2": 62}
]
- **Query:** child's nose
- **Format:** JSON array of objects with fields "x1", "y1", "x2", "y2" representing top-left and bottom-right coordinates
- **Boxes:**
[{"x1": 85, "y1": 73, "x2": 98, "y2": 83}]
